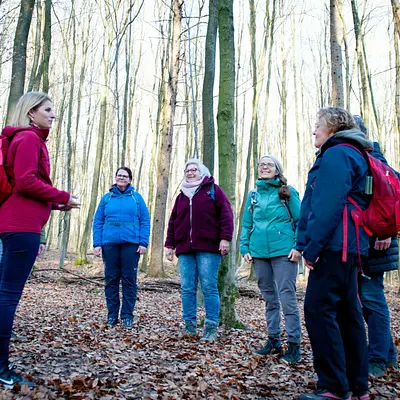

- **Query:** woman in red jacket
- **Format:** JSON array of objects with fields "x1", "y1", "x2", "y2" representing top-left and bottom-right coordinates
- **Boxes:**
[
  {"x1": 0, "y1": 92, "x2": 79, "y2": 388},
  {"x1": 165, "y1": 159, "x2": 234, "y2": 342}
]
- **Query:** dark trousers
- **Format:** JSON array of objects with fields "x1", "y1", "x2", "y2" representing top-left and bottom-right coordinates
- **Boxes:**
[
  {"x1": 0, "y1": 232, "x2": 40, "y2": 365},
  {"x1": 102, "y1": 243, "x2": 140, "y2": 320},
  {"x1": 304, "y1": 251, "x2": 368, "y2": 395}
]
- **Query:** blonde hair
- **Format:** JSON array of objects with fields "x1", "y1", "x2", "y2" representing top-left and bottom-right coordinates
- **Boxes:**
[
  {"x1": 9, "y1": 92, "x2": 52, "y2": 127},
  {"x1": 317, "y1": 107, "x2": 357, "y2": 134}
]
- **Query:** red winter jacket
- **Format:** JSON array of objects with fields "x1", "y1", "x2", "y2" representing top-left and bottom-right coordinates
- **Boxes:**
[
  {"x1": 165, "y1": 177, "x2": 234, "y2": 255},
  {"x1": 0, "y1": 125, "x2": 70, "y2": 234}
]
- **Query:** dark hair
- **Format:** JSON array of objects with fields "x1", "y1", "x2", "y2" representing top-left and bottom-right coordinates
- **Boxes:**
[
  {"x1": 116, "y1": 167, "x2": 132, "y2": 180},
  {"x1": 278, "y1": 176, "x2": 291, "y2": 200}
]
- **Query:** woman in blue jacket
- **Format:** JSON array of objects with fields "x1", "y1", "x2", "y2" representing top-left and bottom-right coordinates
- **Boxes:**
[
  {"x1": 93, "y1": 167, "x2": 150, "y2": 329},
  {"x1": 297, "y1": 108, "x2": 371, "y2": 400}
]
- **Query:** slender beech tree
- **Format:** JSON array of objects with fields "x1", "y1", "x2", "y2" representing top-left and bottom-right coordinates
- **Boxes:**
[
  {"x1": 330, "y1": 0, "x2": 344, "y2": 107},
  {"x1": 6, "y1": 0, "x2": 35, "y2": 122},
  {"x1": 148, "y1": 0, "x2": 182, "y2": 277},
  {"x1": 202, "y1": 0, "x2": 218, "y2": 175},
  {"x1": 392, "y1": 0, "x2": 400, "y2": 40},
  {"x1": 217, "y1": 0, "x2": 240, "y2": 327}
]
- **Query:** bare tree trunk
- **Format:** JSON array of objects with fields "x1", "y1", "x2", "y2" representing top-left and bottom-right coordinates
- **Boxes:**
[
  {"x1": 392, "y1": 0, "x2": 400, "y2": 40},
  {"x1": 148, "y1": 0, "x2": 182, "y2": 277},
  {"x1": 217, "y1": 0, "x2": 240, "y2": 328},
  {"x1": 78, "y1": 42, "x2": 109, "y2": 263},
  {"x1": 27, "y1": 0, "x2": 42, "y2": 92},
  {"x1": 6, "y1": 0, "x2": 35, "y2": 123},
  {"x1": 202, "y1": 0, "x2": 218, "y2": 174},
  {"x1": 330, "y1": 0, "x2": 344, "y2": 107}
]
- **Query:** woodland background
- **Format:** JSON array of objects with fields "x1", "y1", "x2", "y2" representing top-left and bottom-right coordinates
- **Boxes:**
[
  {"x1": 1, "y1": 0, "x2": 400, "y2": 397},
  {"x1": 1, "y1": 0, "x2": 400, "y2": 276}
]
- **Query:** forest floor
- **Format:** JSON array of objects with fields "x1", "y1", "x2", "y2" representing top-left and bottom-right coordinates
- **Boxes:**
[{"x1": 1, "y1": 251, "x2": 400, "y2": 399}]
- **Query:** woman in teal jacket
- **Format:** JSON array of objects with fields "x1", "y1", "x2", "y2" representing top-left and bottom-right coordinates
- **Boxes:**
[{"x1": 240, "y1": 155, "x2": 302, "y2": 363}]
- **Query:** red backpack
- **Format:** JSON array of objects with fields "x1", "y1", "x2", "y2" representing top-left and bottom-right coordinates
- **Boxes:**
[
  {"x1": 0, "y1": 135, "x2": 13, "y2": 205},
  {"x1": 340, "y1": 143, "x2": 400, "y2": 263}
]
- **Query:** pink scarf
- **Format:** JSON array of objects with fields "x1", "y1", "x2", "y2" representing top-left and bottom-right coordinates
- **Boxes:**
[{"x1": 181, "y1": 176, "x2": 205, "y2": 200}]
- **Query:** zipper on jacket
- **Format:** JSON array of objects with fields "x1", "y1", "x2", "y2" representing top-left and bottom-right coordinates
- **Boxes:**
[{"x1": 189, "y1": 198, "x2": 193, "y2": 244}]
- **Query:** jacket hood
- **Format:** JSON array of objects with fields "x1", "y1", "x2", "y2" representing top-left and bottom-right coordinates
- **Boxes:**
[
  {"x1": 1, "y1": 125, "x2": 50, "y2": 141},
  {"x1": 333, "y1": 129, "x2": 373, "y2": 149},
  {"x1": 110, "y1": 184, "x2": 135, "y2": 194},
  {"x1": 317, "y1": 128, "x2": 373, "y2": 157}
]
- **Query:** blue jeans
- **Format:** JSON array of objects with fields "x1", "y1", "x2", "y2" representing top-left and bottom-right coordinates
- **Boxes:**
[
  {"x1": 254, "y1": 256, "x2": 301, "y2": 343},
  {"x1": 102, "y1": 243, "x2": 140, "y2": 320},
  {"x1": 359, "y1": 272, "x2": 398, "y2": 369},
  {"x1": 178, "y1": 251, "x2": 222, "y2": 325},
  {"x1": 0, "y1": 232, "x2": 40, "y2": 365}
]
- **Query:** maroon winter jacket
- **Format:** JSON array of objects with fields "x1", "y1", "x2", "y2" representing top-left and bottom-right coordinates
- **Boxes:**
[
  {"x1": 165, "y1": 177, "x2": 234, "y2": 255},
  {"x1": 0, "y1": 125, "x2": 70, "y2": 234}
]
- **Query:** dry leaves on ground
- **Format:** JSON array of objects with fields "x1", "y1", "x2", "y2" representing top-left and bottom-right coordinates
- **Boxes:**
[{"x1": 1, "y1": 256, "x2": 400, "y2": 399}]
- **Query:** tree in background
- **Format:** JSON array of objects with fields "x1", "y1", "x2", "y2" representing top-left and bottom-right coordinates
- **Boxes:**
[{"x1": 216, "y1": 0, "x2": 241, "y2": 327}]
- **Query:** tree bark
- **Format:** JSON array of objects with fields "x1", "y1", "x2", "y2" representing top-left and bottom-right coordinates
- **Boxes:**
[
  {"x1": 6, "y1": 0, "x2": 35, "y2": 123},
  {"x1": 202, "y1": 0, "x2": 218, "y2": 175},
  {"x1": 330, "y1": 0, "x2": 344, "y2": 108},
  {"x1": 148, "y1": 0, "x2": 182, "y2": 277},
  {"x1": 392, "y1": 0, "x2": 400, "y2": 40},
  {"x1": 217, "y1": 0, "x2": 240, "y2": 328}
]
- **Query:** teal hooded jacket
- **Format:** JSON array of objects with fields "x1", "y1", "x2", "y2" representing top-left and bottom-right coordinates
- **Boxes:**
[{"x1": 240, "y1": 178, "x2": 300, "y2": 258}]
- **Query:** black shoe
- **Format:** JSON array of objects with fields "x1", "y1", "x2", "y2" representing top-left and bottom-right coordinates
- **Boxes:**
[
  {"x1": 351, "y1": 391, "x2": 369, "y2": 400},
  {"x1": 121, "y1": 318, "x2": 133, "y2": 329},
  {"x1": 252, "y1": 336, "x2": 283, "y2": 356},
  {"x1": 107, "y1": 317, "x2": 118, "y2": 326},
  {"x1": 281, "y1": 342, "x2": 302, "y2": 364},
  {"x1": 297, "y1": 389, "x2": 351, "y2": 399},
  {"x1": 0, "y1": 364, "x2": 36, "y2": 388}
]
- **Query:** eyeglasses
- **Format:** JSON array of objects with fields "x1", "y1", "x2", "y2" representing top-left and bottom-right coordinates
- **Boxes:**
[
  {"x1": 258, "y1": 162, "x2": 275, "y2": 169},
  {"x1": 117, "y1": 174, "x2": 129, "y2": 179},
  {"x1": 184, "y1": 168, "x2": 199, "y2": 174}
]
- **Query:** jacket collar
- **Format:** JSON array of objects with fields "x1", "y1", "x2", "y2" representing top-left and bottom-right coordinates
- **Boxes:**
[{"x1": 1, "y1": 124, "x2": 50, "y2": 141}]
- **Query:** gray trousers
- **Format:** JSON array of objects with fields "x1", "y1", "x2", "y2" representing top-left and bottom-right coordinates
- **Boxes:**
[{"x1": 254, "y1": 256, "x2": 301, "y2": 343}]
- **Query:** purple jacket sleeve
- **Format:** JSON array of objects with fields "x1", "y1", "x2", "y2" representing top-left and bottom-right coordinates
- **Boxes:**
[
  {"x1": 165, "y1": 196, "x2": 179, "y2": 248},
  {"x1": 215, "y1": 185, "x2": 234, "y2": 241}
]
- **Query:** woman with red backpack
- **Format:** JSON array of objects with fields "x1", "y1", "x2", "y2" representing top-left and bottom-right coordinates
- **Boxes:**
[
  {"x1": 296, "y1": 108, "x2": 371, "y2": 400},
  {"x1": 0, "y1": 92, "x2": 79, "y2": 388}
]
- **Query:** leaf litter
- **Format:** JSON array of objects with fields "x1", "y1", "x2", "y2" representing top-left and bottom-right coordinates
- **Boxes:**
[{"x1": 1, "y1": 257, "x2": 399, "y2": 399}]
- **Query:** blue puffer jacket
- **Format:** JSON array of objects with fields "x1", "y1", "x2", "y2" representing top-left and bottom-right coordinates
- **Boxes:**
[
  {"x1": 365, "y1": 142, "x2": 400, "y2": 274},
  {"x1": 93, "y1": 185, "x2": 150, "y2": 248},
  {"x1": 297, "y1": 129, "x2": 372, "y2": 263}
]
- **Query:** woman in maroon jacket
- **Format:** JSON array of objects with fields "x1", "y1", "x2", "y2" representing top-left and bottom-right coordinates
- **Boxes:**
[
  {"x1": 165, "y1": 159, "x2": 234, "y2": 342},
  {"x1": 0, "y1": 92, "x2": 79, "y2": 388}
]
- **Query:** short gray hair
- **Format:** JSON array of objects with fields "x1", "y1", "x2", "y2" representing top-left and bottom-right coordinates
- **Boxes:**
[
  {"x1": 258, "y1": 155, "x2": 284, "y2": 178},
  {"x1": 10, "y1": 91, "x2": 52, "y2": 127},
  {"x1": 184, "y1": 158, "x2": 211, "y2": 178}
]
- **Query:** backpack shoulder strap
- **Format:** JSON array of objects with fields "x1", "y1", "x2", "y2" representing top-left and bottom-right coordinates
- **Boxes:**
[
  {"x1": 206, "y1": 181, "x2": 215, "y2": 201},
  {"x1": 281, "y1": 197, "x2": 296, "y2": 232},
  {"x1": 249, "y1": 188, "x2": 258, "y2": 214}
]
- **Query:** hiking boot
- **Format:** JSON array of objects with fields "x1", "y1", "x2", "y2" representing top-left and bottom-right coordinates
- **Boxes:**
[
  {"x1": 386, "y1": 360, "x2": 399, "y2": 370},
  {"x1": 121, "y1": 318, "x2": 133, "y2": 329},
  {"x1": 253, "y1": 336, "x2": 283, "y2": 356},
  {"x1": 351, "y1": 392, "x2": 369, "y2": 400},
  {"x1": 107, "y1": 317, "x2": 118, "y2": 327},
  {"x1": 180, "y1": 321, "x2": 197, "y2": 337},
  {"x1": 200, "y1": 322, "x2": 217, "y2": 342},
  {"x1": 281, "y1": 342, "x2": 302, "y2": 364},
  {"x1": 298, "y1": 389, "x2": 351, "y2": 400},
  {"x1": 368, "y1": 362, "x2": 385, "y2": 378},
  {"x1": 0, "y1": 364, "x2": 36, "y2": 388}
]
